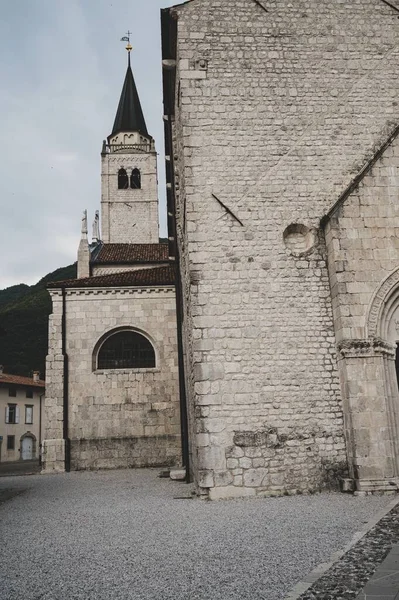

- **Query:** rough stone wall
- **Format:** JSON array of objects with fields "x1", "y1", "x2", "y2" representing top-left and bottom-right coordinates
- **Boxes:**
[
  {"x1": 325, "y1": 133, "x2": 399, "y2": 487},
  {"x1": 44, "y1": 287, "x2": 181, "y2": 471},
  {"x1": 168, "y1": 0, "x2": 399, "y2": 498},
  {"x1": 101, "y1": 149, "x2": 159, "y2": 244}
]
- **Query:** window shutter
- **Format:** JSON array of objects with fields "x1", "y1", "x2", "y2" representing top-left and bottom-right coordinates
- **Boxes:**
[
  {"x1": 26, "y1": 406, "x2": 33, "y2": 424},
  {"x1": 5, "y1": 407, "x2": 9, "y2": 424},
  {"x1": 15, "y1": 406, "x2": 20, "y2": 424}
]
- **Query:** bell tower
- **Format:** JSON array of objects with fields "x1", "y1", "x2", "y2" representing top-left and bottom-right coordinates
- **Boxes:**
[{"x1": 101, "y1": 42, "x2": 159, "y2": 244}]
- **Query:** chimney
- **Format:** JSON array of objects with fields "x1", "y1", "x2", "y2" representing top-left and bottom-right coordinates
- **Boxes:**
[
  {"x1": 0, "y1": 365, "x2": 3, "y2": 375},
  {"x1": 33, "y1": 371, "x2": 40, "y2": 383}
]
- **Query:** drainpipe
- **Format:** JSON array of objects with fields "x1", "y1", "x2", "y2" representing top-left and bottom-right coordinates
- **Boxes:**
[
  {"x1": 165, "y1": 118, "x2": 190, "y2": 481},
  {"x1": 161, "y1": 9, "x2": 190, "y2": 481},
  {"x1": 61, "y1": 287, "x2": 70, "y2": 472},
  {"x1": 39, "y1": 392, "x2": 44, "y2": 465}
]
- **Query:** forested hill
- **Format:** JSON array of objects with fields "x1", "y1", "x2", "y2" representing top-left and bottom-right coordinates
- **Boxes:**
[{"x1": 0, "y1": 264, "x2": 77, "y2": 377}]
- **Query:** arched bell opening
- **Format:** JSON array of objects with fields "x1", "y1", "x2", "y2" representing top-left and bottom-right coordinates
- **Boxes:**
[
  {"x1": 118, "y1": 168, "x2": 129, "y2": 190},
  {"x1": 130, "y1": 168, "x2": 141, "y2": 189}
]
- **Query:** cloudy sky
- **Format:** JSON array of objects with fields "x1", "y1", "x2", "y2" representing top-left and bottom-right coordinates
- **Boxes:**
[{"x1": 0, "y1": 0, "x2": 177, "y2": 289}]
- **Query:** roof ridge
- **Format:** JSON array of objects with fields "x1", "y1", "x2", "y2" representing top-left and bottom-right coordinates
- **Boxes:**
[
  {"x1": 91, "y1": 243, "x2": 170, "y2": 265},
  {"x1": 0, "y1": 373, "x2": 45, "y2": 387},
  {"x1": 48, "y1": 264, "x2": 175, "y2": 290}
]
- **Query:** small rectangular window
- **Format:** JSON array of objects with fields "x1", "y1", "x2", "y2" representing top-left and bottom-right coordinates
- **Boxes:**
[
  {"x1": 5, "y1": 404, "x2": 19, "y2": 424},
  {"x1": 7, "y1": 435, "x2": 15, "y2": 450},
  {"x1": 8, "y1": 388, "x2": 16, "y2": 397},
  {"x1": 25, "y1": 406, "x2": 33, "y2": 425},
  {"x1": 26, "y1": 389, "x2": 33, "y2": 399}
]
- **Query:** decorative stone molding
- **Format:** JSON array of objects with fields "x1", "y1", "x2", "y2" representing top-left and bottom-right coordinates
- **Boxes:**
[
  {"x1": 65, "y1": 287, "x2": 174, "y2": 298},
  {"x1": 338, "y1": 338, "x2": 396, "y2": 359},
  {"x1": 367, "y1": 267, "x2": 399, "y2": 338}
]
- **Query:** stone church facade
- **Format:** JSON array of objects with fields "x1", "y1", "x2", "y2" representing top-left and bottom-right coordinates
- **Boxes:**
[
  {"x1": 43, "y1": 0, "x2": 399, "y2": 500},
  {"x1": 42, "y1": 53, "x2": 181, "y2": 472},
  {"x1": 161, "y1": 0, "x2": 399, "y2": 499}
]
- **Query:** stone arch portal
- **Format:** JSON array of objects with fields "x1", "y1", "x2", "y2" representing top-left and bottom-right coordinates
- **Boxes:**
[
  {"x1": 339, "y1": 267, "x2": 399, "y2": 492},
  {"x1": 20, "y1": 432, "x2": 37, "y2": 460},
  {"x1": 367, "y1": 266, "x2": 399, "y2": 340}
]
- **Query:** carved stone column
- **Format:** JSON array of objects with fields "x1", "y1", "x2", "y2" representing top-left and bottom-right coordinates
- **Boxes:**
[{"x1": 338, "y1": 338, "x2": 399, "y2": 492}]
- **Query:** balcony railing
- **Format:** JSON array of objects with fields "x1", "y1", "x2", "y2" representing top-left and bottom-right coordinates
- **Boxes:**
[{"x1": 107, "y1": 141, "x2": 155, "y2": 154}]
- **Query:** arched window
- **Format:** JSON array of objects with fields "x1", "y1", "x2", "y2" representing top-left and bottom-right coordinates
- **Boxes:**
[
  {"x1": 118, "y1": 168, "x2": 129, "y2": 189},
  {"x1": 131, "y1": 168, "x2": 141, "y2": 189},
  {"x1": 97, "y1": 330, "x2": 155, "y2": 370}
]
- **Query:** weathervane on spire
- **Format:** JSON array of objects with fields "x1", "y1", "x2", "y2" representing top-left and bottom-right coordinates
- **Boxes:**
[{"x1": 120, "y1": 31, "x2": 133, "y2": 53}]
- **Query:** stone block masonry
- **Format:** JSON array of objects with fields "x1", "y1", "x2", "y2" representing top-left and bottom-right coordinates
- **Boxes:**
[
  {"x1": 101, "y1": 150, "x2": 159, "y2": 245},
  {"x1": 43, "y1": 287, "x2": 181, "y2": 472},
  {"x1": 163, "y1": 0, "x2": 399, "y2": 498}
]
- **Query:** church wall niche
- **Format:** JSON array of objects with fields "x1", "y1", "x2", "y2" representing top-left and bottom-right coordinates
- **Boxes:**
[{"x1": 283, "y1": 224, "x2": 318, "y2": 257}]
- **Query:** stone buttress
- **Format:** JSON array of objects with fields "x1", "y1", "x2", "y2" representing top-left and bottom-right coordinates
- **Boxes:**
[{"x1": 161, "y1": 0, "x2": 399, "y2": 499}]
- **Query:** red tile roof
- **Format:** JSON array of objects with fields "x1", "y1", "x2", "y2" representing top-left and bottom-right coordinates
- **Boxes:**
[
  {"x1": 0, "y1": 373, "x2": 45, "y2": 389},
  {"x1": 92, "y1": 243, "x2": 169, "y2": 264},
  {"x1": 48, "y1": 265, "x2": 175, "y2": 289}
]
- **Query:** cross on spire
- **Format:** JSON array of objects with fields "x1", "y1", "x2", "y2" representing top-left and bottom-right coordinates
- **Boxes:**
[
  {"x1": 120, "y1": 31, "x2": 133, "y2": 62},
  {"x1": 111, "y1": 35, "x2": 149, "y2": 139}
]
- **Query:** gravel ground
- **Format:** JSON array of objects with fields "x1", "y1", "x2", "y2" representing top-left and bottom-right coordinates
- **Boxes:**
[{"x1": 0, "y1": 470, "x2": 393, "y2": 600}]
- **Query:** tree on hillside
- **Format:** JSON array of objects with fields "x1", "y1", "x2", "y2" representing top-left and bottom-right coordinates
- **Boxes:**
[{"x1": 0, "y1": 263, "x2": 77, "y2": 376}]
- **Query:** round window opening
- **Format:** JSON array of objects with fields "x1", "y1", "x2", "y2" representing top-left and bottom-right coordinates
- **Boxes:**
[{"x1": 283, "y1": 224, "x2": 318, "y2": 257}]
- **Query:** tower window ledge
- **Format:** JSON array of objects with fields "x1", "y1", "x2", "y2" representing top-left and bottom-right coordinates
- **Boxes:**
[{"x1": 94, "y1": 368, "x2": 161, "y2": 375}]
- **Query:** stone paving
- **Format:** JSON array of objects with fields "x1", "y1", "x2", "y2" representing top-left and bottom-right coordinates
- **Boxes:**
[
  {"x1": 355, "y1": 544, "x2": 399, "y2": 600},
  {"x1": 296, "y1": 501, "x2": 399, "y2": 600},
  {"x1": 0, "y1": 469, "x2": 393, "y2": 600}
]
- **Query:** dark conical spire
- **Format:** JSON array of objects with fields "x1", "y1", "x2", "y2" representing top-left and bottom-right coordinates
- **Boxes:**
[{"x1": 111, "y1": 56, "x2": 149, "y2": 138}]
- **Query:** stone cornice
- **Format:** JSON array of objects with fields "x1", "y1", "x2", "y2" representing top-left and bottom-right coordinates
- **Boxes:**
[
  {"x1": 65, "y1": 287, "x2": 174, "y2": 297},
  {"x1": 338, "y1": 338, "x2": 396, "y2": 359}
]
